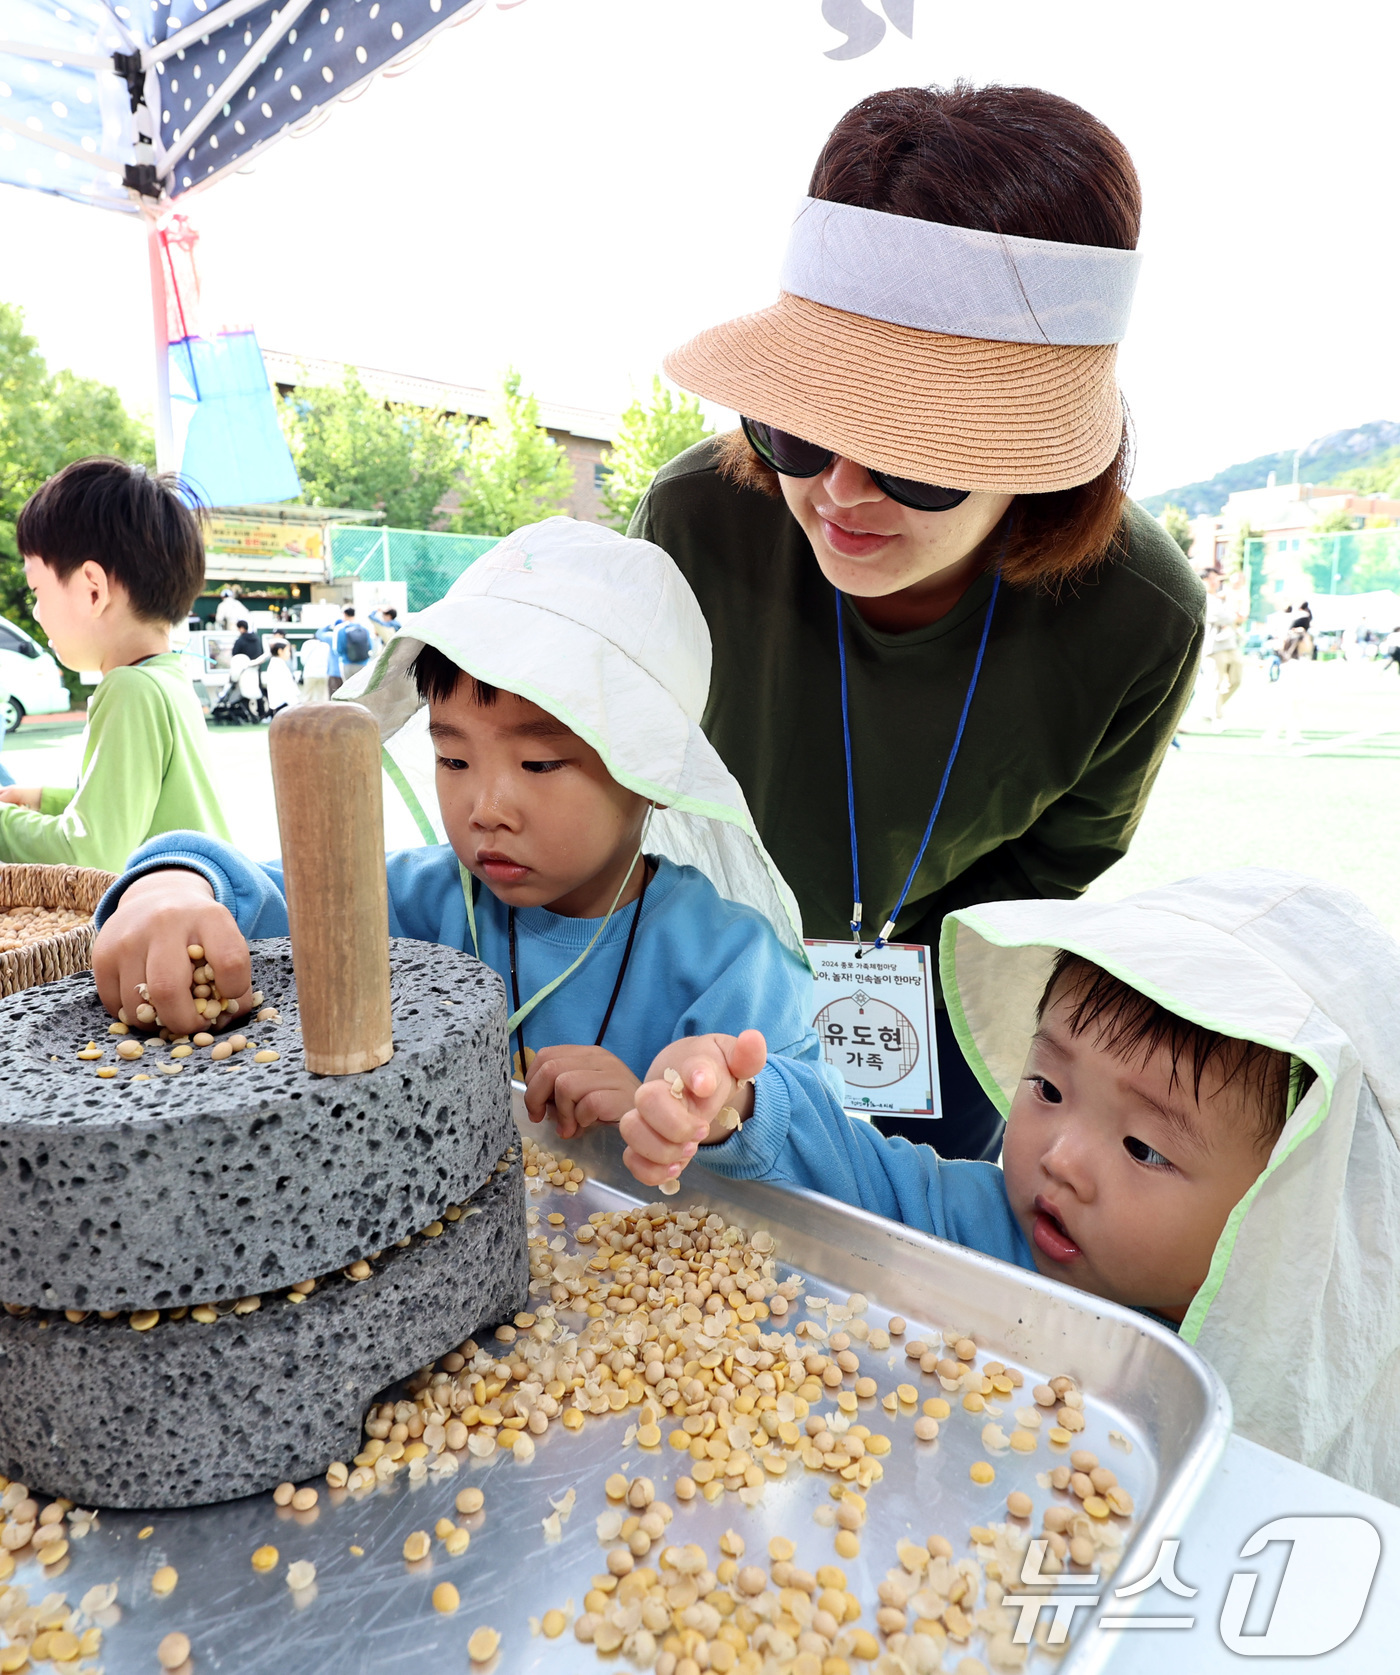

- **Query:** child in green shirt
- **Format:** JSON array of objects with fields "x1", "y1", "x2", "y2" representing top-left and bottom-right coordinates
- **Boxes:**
[{"x1": 0, "y1": 458, "x2": 230, "y2": 871}]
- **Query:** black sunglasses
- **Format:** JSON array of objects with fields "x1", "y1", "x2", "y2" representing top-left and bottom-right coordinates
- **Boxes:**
[{"x1": 741, "y1": 416, "x2": 972, "y2": 513}]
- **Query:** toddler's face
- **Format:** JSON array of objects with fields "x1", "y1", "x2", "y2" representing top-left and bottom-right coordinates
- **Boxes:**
[
  {"x1": 430, "y1": 683, "x2": 648, "y2": 918},
  {"x1": 1000, "y1": 982, "x2": 1274, "y2": 1322}
]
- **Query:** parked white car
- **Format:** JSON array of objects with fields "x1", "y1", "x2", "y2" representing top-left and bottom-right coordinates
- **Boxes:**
[{"x1": 0, "y1": 617, "x2": 72, "y2": 732}]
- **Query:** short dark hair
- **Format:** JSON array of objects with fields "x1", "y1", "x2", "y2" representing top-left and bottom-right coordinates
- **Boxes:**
[
  {"x1": 1039, "y1": 951, "x2": 1315, "y2": 1148},
  {"x1": 382, "y1": 607, "x2": 398, "y2": 619},
  {"x1": 409, "y1": 642, "x2": 497, "y2": 708},
  {"x1": 720, "y1": 82, "x2": 1141, "y2": 589},
  {"x1": 16, "y1": 457, "x2": 205, "y2": 625},
  {"x1": 236, "y1": 618, "x2": 249, "y2": 629},
  {"x1": 342, "y1": 605, "x2": 356, "y2": 617}
]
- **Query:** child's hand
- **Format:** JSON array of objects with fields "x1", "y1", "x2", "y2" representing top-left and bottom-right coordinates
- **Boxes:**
[
  {"x1": 0, "y1": 787, "x2": 42, "y2": 810},
  {"x1": 93, "y1": 868, "x2": 257, "y2": 1037},
  {"x1": 618, "y1": 1030, "x2": 768, "y2": 1188},
  {"x1": 522, "y1": 1045, "x2": 640, "y2": 1139}
]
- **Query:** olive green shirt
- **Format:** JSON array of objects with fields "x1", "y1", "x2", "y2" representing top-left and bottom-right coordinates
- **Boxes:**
[
  {"x1": 630, "y1": 439, "x2": 1204, "y2": 957},
  {"x1": 0, "y1": 652, "x2": 231, "y2": 872}
]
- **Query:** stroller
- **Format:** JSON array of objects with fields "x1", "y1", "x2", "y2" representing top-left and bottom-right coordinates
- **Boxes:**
[{"x1": 209, "y1": 653, "x2": 268, "y2": 725}]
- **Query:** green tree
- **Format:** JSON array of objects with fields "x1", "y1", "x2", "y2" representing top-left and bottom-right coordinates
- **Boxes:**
[
  {"x1": 599, "y1": 378, "x2": 711, "y2": 531},
  {"x1": 1, "y1": 302, "x2": 153, "y2": 661},
  {"x1": 279, "y1": 368, "x2": 468, "y2": 530},
  {"x1": 1158, "y1": 502, "x2": 1194, "y2": 558},
  {"x1": 1349, "y1": 535, "x2": 1400, "y2": 594},
  {"x1": 449, "y1": 370, "x2": 574, "y2": 538},
  {"x1": 1331, "y1": 446, "x2": 1400, "y2": 497}
]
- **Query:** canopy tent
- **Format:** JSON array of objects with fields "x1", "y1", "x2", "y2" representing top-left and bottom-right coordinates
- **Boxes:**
[{"x1": 1, "y1": 0, "x2": 524, "y2": 476}]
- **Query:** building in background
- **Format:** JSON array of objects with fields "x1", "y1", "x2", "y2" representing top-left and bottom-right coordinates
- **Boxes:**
[
  {"x1": 262, "y1": 351, "x2": 617, "y2": 525},
  {"x1": 196, "y1": 502, "x2": 383, "y2": 622}
]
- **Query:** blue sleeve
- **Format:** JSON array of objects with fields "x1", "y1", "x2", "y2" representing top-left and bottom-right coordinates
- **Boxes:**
[
  {"x1": 97, "y1": 832, "x2": 470, "y2": 950},
  {"x1": 649, "y1": 875, "x2": 822, "y2": 1064},
  {"x1": 95, "y1": 829, "x2": 293, "y2": 939},
  {"x1": 315, "y1": 624, "x2": 333, "y2": 645},
  {"x1": 703, "y1": 1055, "x2": 1035, "y2": 1271}
]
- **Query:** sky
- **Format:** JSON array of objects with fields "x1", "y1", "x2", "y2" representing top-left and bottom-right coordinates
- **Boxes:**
[{"x1": 1, "y1": 0, "x2": 1397, "y2": 498}]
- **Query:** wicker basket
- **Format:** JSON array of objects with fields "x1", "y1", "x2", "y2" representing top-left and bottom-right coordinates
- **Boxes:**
[{"x1": 0, "y1": 864, "x2": 118, "y2": 998}]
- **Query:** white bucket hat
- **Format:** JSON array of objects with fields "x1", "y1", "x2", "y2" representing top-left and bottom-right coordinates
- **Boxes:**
[
  {"x1": 938, "y1": 868, "x2": 1400, "y2": 1501},
  {"x1": 342, "y1": 516, "x2": 807, "y2": 962}
]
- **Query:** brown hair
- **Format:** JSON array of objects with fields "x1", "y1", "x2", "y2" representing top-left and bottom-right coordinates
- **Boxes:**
[
  {"x1": 719, "y1": 82, "x2": 1141, "y2": 588},
  {"x1": 1040, "y1": 952, "x2": 1315, "y2": 1150},
  {"x1": 17, "y1": 457, "x2": 205, "y2": 624}
]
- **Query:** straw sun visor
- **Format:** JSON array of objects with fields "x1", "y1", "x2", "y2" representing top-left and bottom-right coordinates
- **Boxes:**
[
  {"x1": 664, "y1": 293, "x2": 1124, "y2": 496},
  {"x1": 666, "y1": 197, "x2": 1137, "y2": 494}
]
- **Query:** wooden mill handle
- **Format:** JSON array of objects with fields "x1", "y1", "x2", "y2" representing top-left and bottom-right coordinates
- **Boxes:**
[{"x1": 269, "y1": 703, "x2": 393, "y2": 1075}]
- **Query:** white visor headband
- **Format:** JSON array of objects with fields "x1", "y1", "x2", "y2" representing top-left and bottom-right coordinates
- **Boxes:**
[{"x1": 780, "y1": 197, "x2": 1141, "y2": 347}]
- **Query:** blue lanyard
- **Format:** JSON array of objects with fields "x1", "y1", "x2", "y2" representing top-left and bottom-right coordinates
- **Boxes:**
[{"x1": 836, "y1": 568, "x2": 1002, "y2": 950}]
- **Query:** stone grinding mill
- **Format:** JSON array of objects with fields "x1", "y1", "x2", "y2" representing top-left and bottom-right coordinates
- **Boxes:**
[{"x1": 0, "y1": 704, "x2": 526, "y2": 1509}]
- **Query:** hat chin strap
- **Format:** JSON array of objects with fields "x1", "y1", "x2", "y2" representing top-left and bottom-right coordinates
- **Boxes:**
[{"x1": 780, "y1": 196, "x2": 1142, "y2": 347}]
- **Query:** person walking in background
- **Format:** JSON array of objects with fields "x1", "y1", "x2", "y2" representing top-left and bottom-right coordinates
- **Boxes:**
[
  {"x1": 370, "y1": 605, "x2": 400, "y2": 645},
  {"x1": 1202, "y1": 568, "x2": 1244, "y2": 725},
  {"x1": 261, "y1": 638, "x2": 302, "y2": 717},
  {"x1": 316, "y1": 609, "x2": 345, "y2": 696},
  {"x1": 213, "y1": 587, "x2": 242, "y2": 631},
  {"x1": 299, "y1": 630, "x2": 330, "y2": 703},
  {"x1": 0, "y1": 458, "x2": 230, "y2": 869},
  {"x1": 1266, "y1": 609, "x2": 1315, "y2": 746},
  {"x1": 334, "y1": 606, "x2": 374, "y2": 689},
  {"x1": 230, "y1": 618, "x2": 262, "y2": 661}
]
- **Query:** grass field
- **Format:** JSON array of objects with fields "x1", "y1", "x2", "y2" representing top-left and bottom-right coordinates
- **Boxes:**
[
  {"x1": 1084, "y1": 656, "x2": 1400, "y2": 932},
  {"x1": 7, "y1": 654, "x2": 1397, "y2": 932}
]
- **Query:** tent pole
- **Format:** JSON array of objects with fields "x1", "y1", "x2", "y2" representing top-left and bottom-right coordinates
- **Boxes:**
[{"x1": 145, "y1": 216, "x2": 175, "y2": 474}]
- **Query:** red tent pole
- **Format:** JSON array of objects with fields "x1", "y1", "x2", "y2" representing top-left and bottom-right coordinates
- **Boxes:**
[{"x1": 144, "y1": 209, "x2": 175, "y2": 474}]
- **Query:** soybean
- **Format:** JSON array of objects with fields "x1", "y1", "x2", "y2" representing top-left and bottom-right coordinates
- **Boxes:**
[
  {"x1": 467, "y1": 1627, "x2": 500, "y2": 1662},
  {"x1": 157, "y1": 1632, "x2": 191, "y2": 1669}
]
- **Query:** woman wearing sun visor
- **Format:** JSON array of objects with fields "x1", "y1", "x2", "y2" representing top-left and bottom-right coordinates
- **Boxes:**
[{"x1": 631, "y1": 82, "x2": 1204, "y2": 1162}]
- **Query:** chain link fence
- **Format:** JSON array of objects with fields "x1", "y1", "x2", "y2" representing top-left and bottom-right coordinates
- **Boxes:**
[
  {"x1": 327, "y1": 526, "x2": 500, "y2": 612},
  {"x1": 1245, "y1": 529, "x2": 1400, "y2": 603}
]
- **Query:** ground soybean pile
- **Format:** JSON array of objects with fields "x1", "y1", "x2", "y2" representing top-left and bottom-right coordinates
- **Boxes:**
[{"x1": 0, "y1": 1140, "x2": 1136, "y2": 1671}]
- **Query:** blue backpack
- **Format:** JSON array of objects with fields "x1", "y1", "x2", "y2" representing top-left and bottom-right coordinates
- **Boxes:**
[{"x1": 342, "y1": 621, "x2": 372, "y2": 662}]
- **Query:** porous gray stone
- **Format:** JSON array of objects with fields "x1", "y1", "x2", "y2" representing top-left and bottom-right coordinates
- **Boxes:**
[
  {"x1": 0, "y1": 1153, "x2": 528, "y2": 1509},
  {"x1": 0, "y1": 938, "x2": 512, "y2": 1310}
]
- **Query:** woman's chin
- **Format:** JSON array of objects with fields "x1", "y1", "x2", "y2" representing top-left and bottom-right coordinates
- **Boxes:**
[{"x1": 808, "y1": 539, "x2": 914, "y2": 599}]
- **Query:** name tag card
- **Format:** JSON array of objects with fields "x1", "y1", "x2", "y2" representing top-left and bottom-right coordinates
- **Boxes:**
[{"x1": 805, "y1": 938, "x2": 941, "y2": 1119}]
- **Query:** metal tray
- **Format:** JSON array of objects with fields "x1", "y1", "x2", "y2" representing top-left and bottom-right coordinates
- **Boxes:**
[{"x1": 0, "y1": 1109, "x2": 1230, "y2": 1674}]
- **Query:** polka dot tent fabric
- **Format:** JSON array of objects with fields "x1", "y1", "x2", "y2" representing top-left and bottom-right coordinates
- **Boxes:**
[{"x1": 0, "y1": 0, "x2": 522, "y2": 212}]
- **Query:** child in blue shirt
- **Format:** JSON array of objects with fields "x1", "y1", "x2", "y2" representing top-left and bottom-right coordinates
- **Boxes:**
[
  {"x1": 92, "y1": 518, "x2": 827, "y2": 1135},
  {"x1": 620, "y1": 891, "x2": 1321, "y2": 1331},
  {"x1": 619, "y1": 871, "x2": 1400, "y2": 1502}
]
